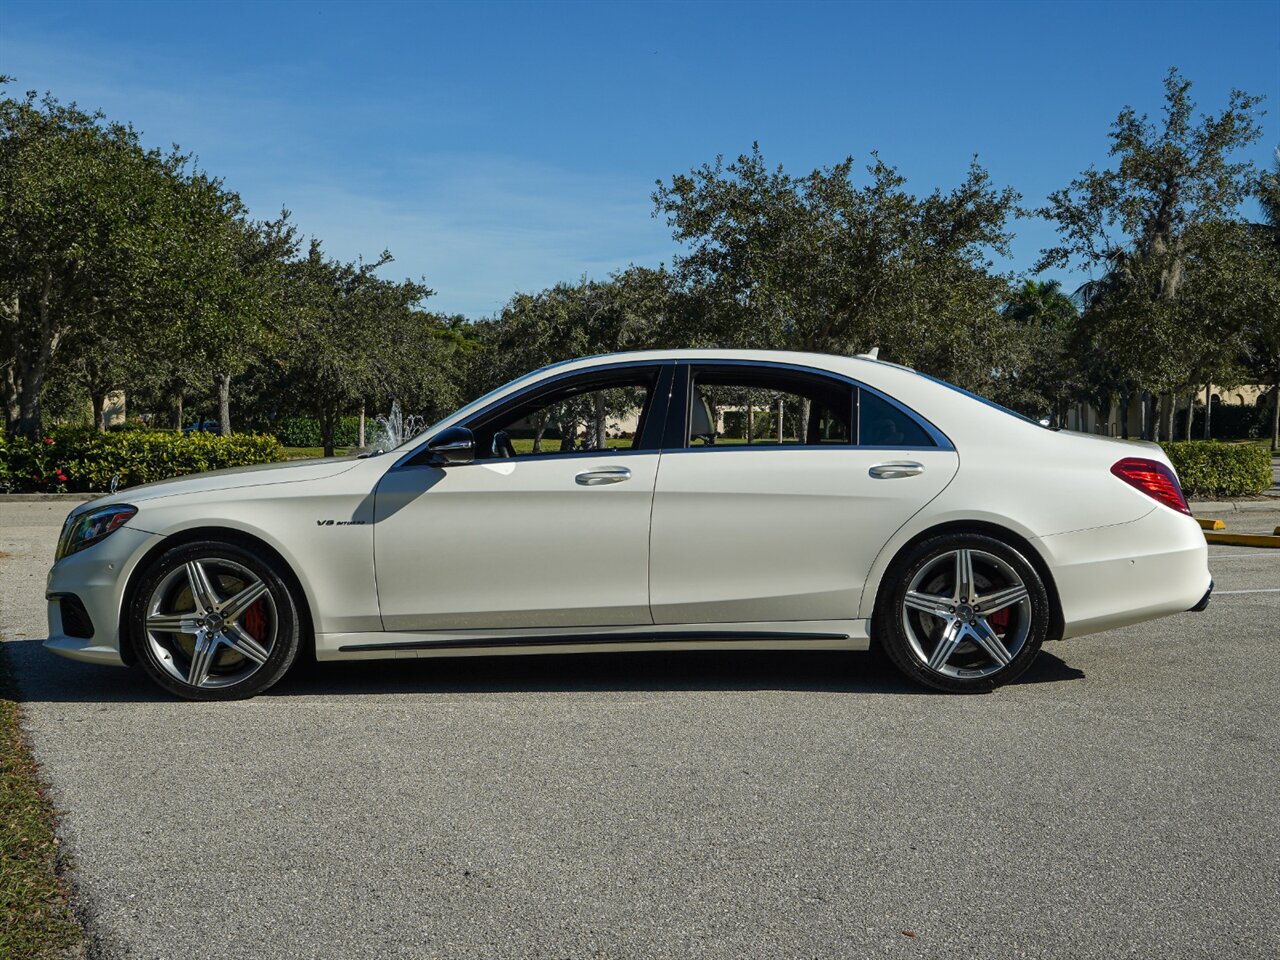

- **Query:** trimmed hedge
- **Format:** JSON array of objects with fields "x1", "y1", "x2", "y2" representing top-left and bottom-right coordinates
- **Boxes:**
[
  {"x1": 272, "y1": 416, "x2": 361, "y2": 448},
  {"x1": 0, "y1": 429, "x2": 285, "y2": 493},
  {"x1": 1161, "y1": 441, "x2": 1274, "y2": 499}
]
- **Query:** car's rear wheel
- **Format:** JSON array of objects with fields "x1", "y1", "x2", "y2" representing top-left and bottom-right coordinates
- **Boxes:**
[
  {"x1": 129, "y1": 540, "x2": 301, "y2": 701},
  {"x1": 877, "y1": 533, "x2": 1049, "y2": 692}
]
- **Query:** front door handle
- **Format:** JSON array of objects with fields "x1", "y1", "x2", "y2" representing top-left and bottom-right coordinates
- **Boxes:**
[
  {"x1": 869, "y1": 461, "x2": 925, "y2": 479},
  {"x1": 575, "y1": 466, "x2": 632, "y2": 486}
]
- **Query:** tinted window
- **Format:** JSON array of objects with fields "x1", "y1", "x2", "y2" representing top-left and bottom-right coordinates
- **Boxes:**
[
  {"x1": 858, "y1": 389, "x2": 934, "y2": 447},
  {"x1": 906, "y1": 368, "x2": 1043, "y2": 427},
  {"x1": 686, "y1": 367, "x2": 854, "y2": 447},
  {"x1": 470, "y1": 369, "x2": 658, "y2": 459}
]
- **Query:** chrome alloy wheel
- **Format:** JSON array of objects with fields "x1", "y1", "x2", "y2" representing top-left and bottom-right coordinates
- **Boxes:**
[
  {"x1": 900, "y1": 548, "x2": 1032, "y2": 679},
  {"x1": 144, "y1": 558, "x2": 278, "y2": 690}
]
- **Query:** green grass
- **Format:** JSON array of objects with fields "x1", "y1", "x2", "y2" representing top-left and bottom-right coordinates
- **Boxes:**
[
  {"x1": 281, "y1": 446, "x2": 353, "y2": 460},
  {"x1": 509, "y1": 437, "x2": 632, "y2": 454},
  {"x1": 0, "y1": 645, "x2": 82, "y2": 959}
]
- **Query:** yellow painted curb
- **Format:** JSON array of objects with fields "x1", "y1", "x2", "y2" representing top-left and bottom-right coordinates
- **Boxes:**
[
  {"x1": 1195, "y1": 518, "x2": 1226, "y2": 530},
  {"x1": 1204, "y1": 532, "x2": 1280, "y2": 548}
]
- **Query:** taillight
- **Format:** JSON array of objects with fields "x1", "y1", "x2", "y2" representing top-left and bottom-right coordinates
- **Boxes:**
[{"x1": 1110, "y1": 458, "x2": 1191, "y2": 515}]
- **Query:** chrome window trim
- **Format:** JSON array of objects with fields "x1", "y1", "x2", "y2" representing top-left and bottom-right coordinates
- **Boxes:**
[
  {"x1": 390, "y1": 359, "x2": 675, "y2": 471},
  {"x1": 661, "y1": 444, "x2": 945, "y2": 455},
  {"x1": 864, "y1": 358, "x2": 1043, "y2": 429},
  {"x1": 677, "y1": 358, "x2": 954, "y2": 452}
]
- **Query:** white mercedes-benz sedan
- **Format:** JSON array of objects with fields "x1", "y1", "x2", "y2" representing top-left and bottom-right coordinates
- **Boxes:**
[{"x1": 44, "y1": 350, "x2": 1212, "y2": 700}]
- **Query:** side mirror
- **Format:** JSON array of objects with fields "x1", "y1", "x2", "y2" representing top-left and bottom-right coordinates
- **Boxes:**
[{"x1": 425, "y1": 426, "x2": 474, "y2": 466}]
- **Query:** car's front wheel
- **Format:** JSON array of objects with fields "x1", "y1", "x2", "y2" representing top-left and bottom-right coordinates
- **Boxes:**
[
  {"x1": 129, "y1": 540, "x2": 301, "y2": 701},
  {"x1": 877, "y1": 533, "x2": 1049, "y2": 693}
]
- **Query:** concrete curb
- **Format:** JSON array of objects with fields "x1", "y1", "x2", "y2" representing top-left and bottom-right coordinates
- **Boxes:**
[
  {"x1": 1203, "y1": 531, "x2": 1280, "y2": 548},
  {"x1": 1191, "y1": 499, "x2": 1280, "y2": 513}
]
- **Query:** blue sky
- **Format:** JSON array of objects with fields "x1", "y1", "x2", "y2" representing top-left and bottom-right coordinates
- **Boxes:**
[{"x1": 2, "y1": 0, "x2": 1278, "y2": 317}]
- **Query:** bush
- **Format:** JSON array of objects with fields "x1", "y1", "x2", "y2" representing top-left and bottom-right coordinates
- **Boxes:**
[
  {"x1": 1161, "y1": 441, "x2": 1274, "y2": 499},
  {"x1": 272, "y1": 416, "x2": 361, "y2": 448},
  {"x1": 0, "y1": 429, "x2": 285, "y2": 493}
]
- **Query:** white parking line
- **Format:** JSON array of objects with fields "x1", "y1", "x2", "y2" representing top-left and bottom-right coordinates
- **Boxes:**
[
  {"x1": 1214, "y1": 588, "x2": 1280, "y2": 595},
  {"x1": 1208, "y1": 553, "x2": 1280, "y2": 560}
]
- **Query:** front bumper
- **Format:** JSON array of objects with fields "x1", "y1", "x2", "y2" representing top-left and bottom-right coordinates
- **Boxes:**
[{"x1": 43, "y1": 526, "x2": 161, "y2": 668}]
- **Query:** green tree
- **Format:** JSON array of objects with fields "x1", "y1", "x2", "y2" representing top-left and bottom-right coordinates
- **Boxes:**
[
  {"x1": 281, "y1": 241, "x2": 433, "y2": 456},
  {"x1": 1243, "y1": 151, "x2": 1280, "y2": 449},
  {"x1": 1000, "y1": 280, "x2": 1083, "y2": 426},
  {"x1": 0, "y1": 84, "x2": 193, "y2": 437},
  {"x1": 191, "y1": 203, "x2": 297, "y2": 436},
  {"x1": 652, "y1": 144, "x2": 1022, "y2": 394},
  {"x1": 1037, "y1": 68, "x2": 1266, "y2": 440},
  {"x1": 477, "y1": 267, "x2": 680, "y2": 392}
]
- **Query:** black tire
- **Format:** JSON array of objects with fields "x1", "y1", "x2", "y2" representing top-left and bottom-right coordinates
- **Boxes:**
[
  {"x1": 874, "y1": 533, "x2": 1050, "y2": 693},
  {"x1": 128, "y1": 539, "x2": 301, "y2": 701}
]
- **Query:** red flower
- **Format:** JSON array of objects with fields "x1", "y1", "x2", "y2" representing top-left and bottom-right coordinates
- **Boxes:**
[
  {"x1": 55, "y1": 470, "x2": 68, "y2": 481},
  {"x1": 43, "y1": 437, "x2": 54, "y2": 445}
]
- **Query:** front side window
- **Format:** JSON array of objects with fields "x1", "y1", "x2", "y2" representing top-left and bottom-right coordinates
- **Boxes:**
[
  {"x1": 686, "y1": 367, "x2": 854, "y2": 447},
  {"x1": 469, "y1": 368, "x2": 659, "y2": 459}
]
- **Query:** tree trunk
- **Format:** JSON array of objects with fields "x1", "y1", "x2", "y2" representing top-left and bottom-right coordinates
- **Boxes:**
[
  {"x1": 1271, "y1": 378, "x2": 1279, "y2": 453},
  {"x1": 172, "y1": 394, "x2": 184, "y2": 432},
  {"x1": 15, "y1": 366, "x2": 43, "y2": 439},
  {"x1": 799, "y1": 397, "x2": 812, "y2": 442},
  {"x1": 1203, "y1": 384, "x2": 1212, "y2": 441},
  {"x1": 533, "y1": 414, "x2": 548, "y2": 453},
  {"x1": 217, "y1": 373, "x2": 232, "y2": 436},
  {"x1": 358, "y1": 402, "x2": 366, "y2": 448},
  {"x1": 1120, "y1": 391, "x2": 1130, "y2": 440},
  {"x1": 746, "y1": 406, "x2": 753, "y2": 444},
  {"x1": 1162, "y1": 394, "x2": 1175, "y2": 444},
  {"x1": 1184, "y1": 393, "x2": 1195, "y2": 441},
  {"x1": 321, "y1": 410, "x2": 336, "y2": 458},
  {"x1": 92, "y1": 391, "x2": 108, "y2": 433},
  {"x1": 9, "y1": 270, "x2": 63, "y2": 439},
  {"x1": 2, "y1": 362, "x2": 19, "y2": 438},
  {"x1": 594, "y1": 392, "x2": 607, "y2": 450},
  {"x1": 775, "y1": 399, "x2": 785, "y2": 443}
]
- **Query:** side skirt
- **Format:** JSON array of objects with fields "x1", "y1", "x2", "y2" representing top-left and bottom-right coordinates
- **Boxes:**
[{"x1": 316, "y1": 620, "x2": 870, "y2": 661}]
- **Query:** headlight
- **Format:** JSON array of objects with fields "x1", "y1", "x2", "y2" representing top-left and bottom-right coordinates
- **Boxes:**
[{"x1": 55, "y1": 505, "x2": 138, "y2": 561}]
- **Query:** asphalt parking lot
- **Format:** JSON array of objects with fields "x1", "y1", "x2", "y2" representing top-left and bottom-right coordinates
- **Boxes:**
[{"x1": 2, "y1": 500, "x2": 1278, "y2": 960}]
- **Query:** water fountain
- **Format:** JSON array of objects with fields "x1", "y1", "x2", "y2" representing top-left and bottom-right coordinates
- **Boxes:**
[{"x1": 371, "y1": 400, "x2": 426, "y2": 451}]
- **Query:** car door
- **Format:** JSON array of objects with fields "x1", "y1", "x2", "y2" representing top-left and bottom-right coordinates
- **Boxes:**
[
  {"x1": 647, "y1": 362, "x2": 959, "y2": 625},
  {"x1": 373, "y1": 364, "x2": 671, "y2": 631}
]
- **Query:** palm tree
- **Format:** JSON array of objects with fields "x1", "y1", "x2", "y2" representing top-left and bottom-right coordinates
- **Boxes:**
[{"x1": 1002, "y1": 280, "x2": 1084, "y2": 429}]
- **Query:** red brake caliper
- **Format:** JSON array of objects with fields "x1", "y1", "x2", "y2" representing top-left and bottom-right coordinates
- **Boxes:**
[
  {"x1": 243, "y1": 600, "x2": 267, "y2": 641},
  {"x1": 988, "y1": 607, "x2": 1010, "y2": 636}
]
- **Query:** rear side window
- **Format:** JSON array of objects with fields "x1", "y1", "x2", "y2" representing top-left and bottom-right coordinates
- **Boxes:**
[
  {"x1": 686, "y1": 367, "x2": 854, "y2": 447},
  {"x1": 858, "y1": 389, "x2": 935, "y2": 447}
]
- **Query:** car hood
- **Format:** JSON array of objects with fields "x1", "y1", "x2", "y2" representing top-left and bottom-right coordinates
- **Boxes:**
[{"x1": 75, "y1": 456, "x2": 367, "y2": 514}]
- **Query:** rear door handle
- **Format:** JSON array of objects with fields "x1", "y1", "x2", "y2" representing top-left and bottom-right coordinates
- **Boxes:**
[
  {"x1": 869, "y1": 461, "x2": 925, "y2": 479},
  {"x1": 575, "y1": 466, "x2": 632, "y2": 486}
]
